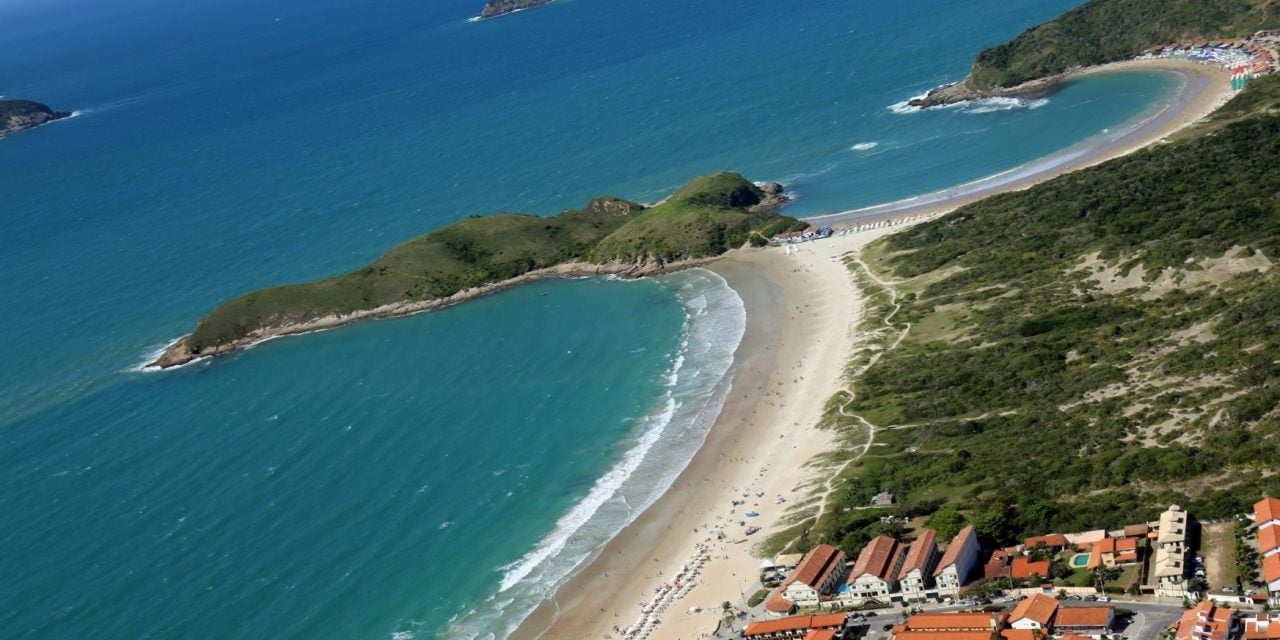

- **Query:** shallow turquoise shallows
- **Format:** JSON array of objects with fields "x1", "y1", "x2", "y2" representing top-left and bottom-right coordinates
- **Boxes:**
[{"x1": 1, "y1": 0, "x2": 1177, "y2": 637}]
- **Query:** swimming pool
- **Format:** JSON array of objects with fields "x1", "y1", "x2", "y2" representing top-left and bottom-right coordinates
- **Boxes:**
[{"x1": 1071, "y1": 553, "x2": 1091, "y2": 568}]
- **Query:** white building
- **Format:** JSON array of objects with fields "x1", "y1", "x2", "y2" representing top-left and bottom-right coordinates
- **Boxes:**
[
  {"x1": 841, "y1": 535, "x2": 901, "y2": 605},
  {"x1": 1009, "y1": 593, "x2": 1058, "y2": 631},
  {"x1": 896, "y1": 529, "x2": 939, "y2": 601},
  {"x1": 933, "y1": 525, "x2": 979, "y2": 597},
  {"x1": 1154, "y1": 505, "x2": 1192, "y2": 597}
]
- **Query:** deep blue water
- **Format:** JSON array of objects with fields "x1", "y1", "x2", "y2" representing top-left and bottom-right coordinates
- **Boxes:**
[{"x1": 0, "y1": 0, "x2": 1178, "y2": 637}]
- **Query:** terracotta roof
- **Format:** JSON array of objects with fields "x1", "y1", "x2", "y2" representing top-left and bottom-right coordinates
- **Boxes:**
[
  {"x1": 1009, "y1": 593, "x2": 1058, "y2": 626},
  {"x1": 745, "y1": 613, "x2": 846, "y2": 637},
  {"x1": 983, "y1": 549, "x2": 1011, "y2": 579},
  {"x1": 792, "y1": 544, "x2": 845, "y2": 589},
  {"x1": 1001, "y1": 630, "x2": 1038, "y2": 640},
  {"x1": 899, "y1": 529, "x2": 939, "y2": 579},
  {"x1": 1243, "y1": 614, "x2": 1280, "y2": 640},
  {"x1": 850, "y1": 536, "x2": 901, "y2": 582},
  {"x1": 1054, "y1": 607, "x2": 1113, "y2": 628},
  {"x1": 765, "y1": 587, "x2": 795, "y2": 613},
  {"x1": 1261, "y1": 524, "x2": 1280, "y2": 554},
  {"x1": 1010, "y1": 556, "x2": 1051, "y2": 579},
  {"x1": 1174, "y1": 601, "x2": 1232, "y2": 640},
  {"x1": 935, "y1": 526, "x2": 977, "y2": 577},
  {"x1": 1256, "y1": 497, "x2": 1280, "y2": 525},
  {"x1": 1123, "y1": 524, "x2": 1150, "y2": 537},
  {"x1": 895, "y1": 632, "x2": 996, "y2": 640},
  {"x1": 1264, "y1": 553, "x2": 1280, "y2": 583},
  {"x1": 905, "y1": 612, "x2": 1005, "y2": 631},
  {"x1": 806, "y1": 630, "x2": 839, "y2": 640},
  {"x1": 1059, "y1": 635, "x2": 1094, "y2": 640},
  {"x1": 1023, "y1": 534, "x2": 1067, "y2": 549}
]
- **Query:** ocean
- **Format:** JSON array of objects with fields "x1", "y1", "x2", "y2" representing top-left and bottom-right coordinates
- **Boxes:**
[{"x1": 0, "y1": 0, "x2": 1177, "y2": 637}]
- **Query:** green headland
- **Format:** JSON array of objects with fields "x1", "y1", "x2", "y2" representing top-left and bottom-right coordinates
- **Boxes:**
[{"x1": 152, "y1": 173, "x2": 804, "y2": 367}]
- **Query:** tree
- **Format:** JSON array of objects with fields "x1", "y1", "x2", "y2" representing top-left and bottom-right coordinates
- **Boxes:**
[{"x1": 927, "y1": 507, "x2": 967, "y2": 540}]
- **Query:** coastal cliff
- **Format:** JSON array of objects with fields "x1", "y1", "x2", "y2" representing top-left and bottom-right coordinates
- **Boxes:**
[
  {"x1": 909, "y1": 0, "x2": 1275, "y2": 108},
  {"x1": 152, "y1": 173, "x2": 803, "y2": 368},
  {"x1": 479, "y1": 0, "x2": 553, "y2": 19},
  {"x1": 0, "y1": 100, "x2": 72, "y2": 136}
]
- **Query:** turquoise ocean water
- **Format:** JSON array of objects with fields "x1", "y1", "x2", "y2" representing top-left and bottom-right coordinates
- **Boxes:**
[{"x1": 0, "y1": 0, "x2": 1179, "y2": 637}]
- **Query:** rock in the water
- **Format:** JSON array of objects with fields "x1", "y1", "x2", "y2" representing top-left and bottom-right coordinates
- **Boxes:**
[
  {"x1": 0, "y1": 100, "x2": 72, "y2": 136},
  {"x1": 479, "y1": 0, "x2": 554, "y2": 19}
]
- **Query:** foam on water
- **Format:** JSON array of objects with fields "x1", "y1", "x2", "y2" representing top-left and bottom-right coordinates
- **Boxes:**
[
  {"x1": 440, "y1": 269, "x2": 746, "y2": 640},
  {"x1": 850, "y1": 141, "x2": 879, "y2": 151}
]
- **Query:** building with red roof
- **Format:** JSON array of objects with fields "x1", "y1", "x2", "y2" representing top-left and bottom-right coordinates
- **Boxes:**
[
  {"x1": 1172, "y1": 601, "x2": 1233, "y2": 640},
  {"x1": 983, "y1": 550, "x2": 1011, "y2": 580},
  {"x1": 1022, "y1": 534, "x2": 1068, "y2": 550},
  {"x1": 780, "y1": 544, "x2": 846, "y2": 608},
  {"x1": 843, "y1": 535, "x2": 902, "y2": 605},
  {"x1": 898, "y1": 529, "x2": 940, "y2": 601},
  {"x1": 893, "y1": 611, "x2": 1008, "y2": 640},
  {"x1": 1258, "y1": 498, "x2": 1280, "y2": 604},
  {"x1": 1008, "y1": 593, "x2": 1058, "y2": 631},
  {"x1": 1010, "y1": 556, "x2": 1051, "y2": 580},
  {"x1": 1243, "y1": 613, "x2": 1280, "y2": 640},
  {"x1": 1085, "y1": 536, "x2": 1141, "y2": 569},
  {"x1": 744, "y1": 612, "x2": 847, "y2": 639},
  {"x1": 1053, "y1": 606, "x2": 1115, "y2": 637},
  {"x1": 935, "y1": 526, "x2": 980, "y2": 597}
]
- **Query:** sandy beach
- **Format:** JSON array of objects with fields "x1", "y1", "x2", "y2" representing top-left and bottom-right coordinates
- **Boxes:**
[
  {"x1": 509, "y1": 57, "x2": 1238, "y2": 640},
  {"x1": 811, "y1": 58, "x2": 1234, "y2": 225}
]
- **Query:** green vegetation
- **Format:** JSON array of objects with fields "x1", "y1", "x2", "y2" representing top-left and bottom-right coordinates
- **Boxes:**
[
  {"x1": 812, "y1": 76, "x2": 1280, "y2": 550},
  {"x1": 181, "y1": 172, "x2": 804, "y2": 356},
  {"x1": 0, "y1": 100, "x2": 57, "y2": 120},
  {"x1": 968, "y1": 0, "x2": 1275, "y2": 89},
  {"x1": 747, "y1": 588, "x2": 770, "y2": 608}
]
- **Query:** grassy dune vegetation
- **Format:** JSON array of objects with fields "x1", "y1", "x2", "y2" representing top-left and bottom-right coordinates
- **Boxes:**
[
  {"x1": 968, "y1": 0, "x2": 1274, "y2": 89},
  {"x1": 184, "y1": 173, "x2": 804, "y2": 353},
  {"x1": 804, "y1": 76, "x2": 1280, "y2": 553}
]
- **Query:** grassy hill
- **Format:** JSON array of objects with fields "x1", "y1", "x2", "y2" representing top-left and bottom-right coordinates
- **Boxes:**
[
  {"x1": 968, "y1": 0, "x2": 1274, "y2": 89},
  {"x1": 177, "y1": 173, "x2": 804, "y2": 358},
  {"x1": 787, "y1": 76, "x2": 1280, "y2": 554}
]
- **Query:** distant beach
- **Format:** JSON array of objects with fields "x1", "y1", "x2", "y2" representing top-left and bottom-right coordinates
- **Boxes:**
[
  {"x1": 812, "y1": 58, "x2": 1234, "y2": 225},
  {"x1": 509, "y1": 57, "x2": 1237, "y2": 640}
]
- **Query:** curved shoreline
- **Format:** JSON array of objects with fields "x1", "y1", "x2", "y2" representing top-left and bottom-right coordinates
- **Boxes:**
[
  {"x1": 145, "y1": 257, "x2": 720, "y2": 369},
  {"x1": 809, "y1": 58, "x2": 1233, "y2": 225},
  {"x1": 504, "y1": 58, "x2": 1236, "y2": 640}
]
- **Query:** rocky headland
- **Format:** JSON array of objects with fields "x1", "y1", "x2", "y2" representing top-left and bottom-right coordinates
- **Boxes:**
[
  {"x1": 0, "y1": 100, "x2": 72, "y2": 136},
  {"x1": 151, "y1": 173, "x2": 804, "y2": 368},
  {"x1": 479, "y1": 0, "x2": 554, "y2": 19}
]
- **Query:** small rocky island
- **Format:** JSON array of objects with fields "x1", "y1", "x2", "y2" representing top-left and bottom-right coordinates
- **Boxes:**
[
  {"x1": 152, "y1": 173, "x2": 802, "y2": 368},
  {"x1": 479, "y1": 0, "x2": 554, "y2": 19},
  {"x1": 0, "y1": 100, "x2": 72, "y2": 136}
]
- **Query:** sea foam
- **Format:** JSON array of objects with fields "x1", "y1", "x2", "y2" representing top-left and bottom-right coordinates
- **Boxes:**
[{"x1": 441, "y1": 268, "x2": 746, "y2": 640}]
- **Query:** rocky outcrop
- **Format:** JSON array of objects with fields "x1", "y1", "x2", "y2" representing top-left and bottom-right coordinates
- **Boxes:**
[
  {"x1": 905, "y1": 74, "x2": 1064, "y2": 109},
  {"x1": 0, "y1": 100, "x2": 72, "y2": 136},
  {"x1": 750, "y1": 182, "x2": 791, "y2": 213},
  {"x1": 479, "y1": 0, "x2": 554, "y2": 19}
]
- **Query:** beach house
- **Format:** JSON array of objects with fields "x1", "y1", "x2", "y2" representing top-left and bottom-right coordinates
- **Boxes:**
[
  {"x1": 1085, "y1": 535, "x2": 1140, "y2": 570},
  {"x1": 1258, "y1": 498, "x2": 1280, "y2": 605},
  {"x1": 898, "y1": 529, "x2": 939, "y2": 601},
  {"x1": 1008, "y1": 593, "x2": 1057, "y2": 631},
  {"x1": 744, "y1": 612, "x2": 848, "y2": 639},
  {"x1": 842, "y1": 535, "x2": 902, "y2": 605},
  {"x1": 934, "y1": 526, "x2": 979, "y2": 597},
  {"x1": 891, "y1": 611, "x2": 1008, "y2": 640},
  {"x1": 1171, "y1": 601, "x2": 1234, "y2": 640},
  {"x1": 1154, "y1": 505, "x2": 1192, "y2": 597},
  {"x1": 1009, "y1": 556, "x2": 1050, "y2": 581},
  {"x1": 1242, "y1": 612, "x2": 1280, "y2": 640},
  {"x1": 780, "y1": 544, "x2": 847, "y2": 608},
  {"x1": 1052, "y1": 607, "x2": 1115, "y2": 638}
]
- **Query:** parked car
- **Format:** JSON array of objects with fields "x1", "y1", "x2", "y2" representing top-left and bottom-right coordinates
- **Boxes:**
[
  {"x1": 1084, "y1": 595, "x2": 1097, "y2": 601},
  {"x1": 883, "y1": 624, "x2": 895, "y2": 631},
  {"x1": 1097, "y1": 596, "x2": 1111, "y2": 602}
]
